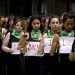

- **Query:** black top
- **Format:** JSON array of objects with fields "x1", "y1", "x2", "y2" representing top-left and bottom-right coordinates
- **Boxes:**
[
  {"x1": 72, "y1": 39, "x2": 75, "y2": 52},
  {"x1": 6, "y1": 33, "x2": 20, "y2": 55},
  {"x1": 0, "y1": 39, "x2": 2, "y2": 52},
  {"x1": 8, "y1": 34, "x2": 20, "y2": 48}
]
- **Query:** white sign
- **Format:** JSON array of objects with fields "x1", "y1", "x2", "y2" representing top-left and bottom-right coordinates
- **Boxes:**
[
  {"x1": 44, "y1": 38, "x2": 53, "y2": 53},
  {"x1": 59, "y1": 37, "x2": 75, "y2": 53},
  {"x1": 25, "y1": 42, "x2": 43, "y2": 56},
  {"x1": 44, "y1": 37, "x2": 75, "y2": 54},
  {"x1": 11, "y1": 42, "x2": 20, "y2": 54},
  {"x1": 11, "y1": 37, "x2": 75, "y2": 55}
]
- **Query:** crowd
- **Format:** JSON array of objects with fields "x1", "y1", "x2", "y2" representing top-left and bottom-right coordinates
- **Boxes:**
[{"x1": 0, "y1": 12, "x2": 75, "y2": 75}]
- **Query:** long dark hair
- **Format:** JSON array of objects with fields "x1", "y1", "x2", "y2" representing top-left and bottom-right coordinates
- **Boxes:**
[
  {"x1": 27, "y1": 15, "x2": 43, "y2": 34},
  {"x1": 61, "y1": 12, "x2": 75, "y2": 30}
]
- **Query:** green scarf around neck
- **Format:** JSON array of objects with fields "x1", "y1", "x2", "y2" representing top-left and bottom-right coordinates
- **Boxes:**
[
  {"x1": 31, "y1": 29, "x2": 41, "y2": 40},
  {"x1": 47, "y1": 30, "x2": 55, "y2": 38},
  {"x1": 12, "y1": 30, "x2": 23, "y2": 39}
]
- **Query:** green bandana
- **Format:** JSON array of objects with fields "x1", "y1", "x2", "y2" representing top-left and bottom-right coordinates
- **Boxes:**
[
  {"x1": 12, "y1": 30, "x2": 23, "y2": 39},
  {"x1": 31, "y1": 29, "x2": 41, "y2": 40},
  {"x1": 61, "y1": 30, "x2": 74, "y2": 37},
  {"x1": 47, "y1": 30, "x2": 55, "y2": 38}
]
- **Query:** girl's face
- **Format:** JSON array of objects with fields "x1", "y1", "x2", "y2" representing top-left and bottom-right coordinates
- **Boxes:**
[
  {"x1": 22, "y1": 20, "x2": 28, "y2": 29},
  {"x1": 15, "y1": 22, "x2": 22, "y2": 32},
  {"x1": 49, "y1": 18, "x2": 60, "y2": 31},
  {"x1": 32, "y1": 19, "x2": 41, "y2": 30},
  {"x1": 4, "y1": 17, "x2": 8, "y2": 22},
  {"x1": 45, "y1": 18, "x2": 49, "y2": 27},
  {"x1": 0, "y1": 17, "x2": 5, "y2": 23},
  {"x1": 64, "y1": 18, "x2": 74, "y2": 32},
  {"x1": 9, "y1": 19, "x2": 14, "y2": 26}
]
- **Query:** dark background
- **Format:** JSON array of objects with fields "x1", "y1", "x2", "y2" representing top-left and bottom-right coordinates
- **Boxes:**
[
  {"x1": 0, "y1": 0, "x2": 75, "y2": 17},
  {"x1": 9, "y1": 0, "x2": 32, "y2": 17}
]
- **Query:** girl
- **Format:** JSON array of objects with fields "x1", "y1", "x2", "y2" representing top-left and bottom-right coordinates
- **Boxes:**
[
  {"x1": 61, "y1": 13, "x2": 74, "y2": 37},
  {"x1": 60, "y1": 12, "x2": 75, "y2": 62},
  {"x1": 43, "y1": 16, "x2": 50, "y2": 33},
  {"x1": 59, "y1": 12, "x2": 75, "y2": 75},
  {"x1": 38, "y1": 15, "x2": 61, "y2": 75},
  {"x1": 18, "y1": 15, "x2": 43, "y2": 75},
  {"x1": 2, "y1": 18, "x2": 24, "y2": 75}
]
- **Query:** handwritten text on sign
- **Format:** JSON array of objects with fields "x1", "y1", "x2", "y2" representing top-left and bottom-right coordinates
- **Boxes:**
[
  {"x1": 44, "y1": 37, "x2": 75, "y2": 53},
  {"x1": 26, "y1": 42, "x2": 40, "y2": 56},
  {"x1": 59, "y1": 37, "x2": 75, "y2": 53},
  {"x1": 11, "y1": 37, "x2": 75, "y2": 55}
]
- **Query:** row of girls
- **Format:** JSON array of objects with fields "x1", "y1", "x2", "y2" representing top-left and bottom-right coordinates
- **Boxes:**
[{"x1": 0, "y1": 12, "x2": 75, "y2": 75}]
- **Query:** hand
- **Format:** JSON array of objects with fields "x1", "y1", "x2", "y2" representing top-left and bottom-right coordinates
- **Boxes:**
[
  {"x1": 9, "y1": 48, "x2": 14, "y2": 53},
  {"x1": 37, "y1": 50, "x2": 44, "y2": 55},
  {"x1": 20, "y1": 47, "x2": 27, "y2": 54},
  {"x1": 69, "y1": 52, "x2": 75, "y2": 61},
  {"x1": 50, "y1": 41, "x2": 60, "y2": 56},
  {"x1": 17, "y1": 46, "x2": 21, "y2": 50},
  {"x1": 50, "y1": 34, "x2": 60, "y2": 56},
  {"x1": 37, "y1": 45, "x2": 44, "y2": 55}
]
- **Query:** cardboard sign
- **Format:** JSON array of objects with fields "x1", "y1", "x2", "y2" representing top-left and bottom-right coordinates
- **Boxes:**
[{"x1": 11, "y1": 42, "x2": 20, "y2": 54}]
